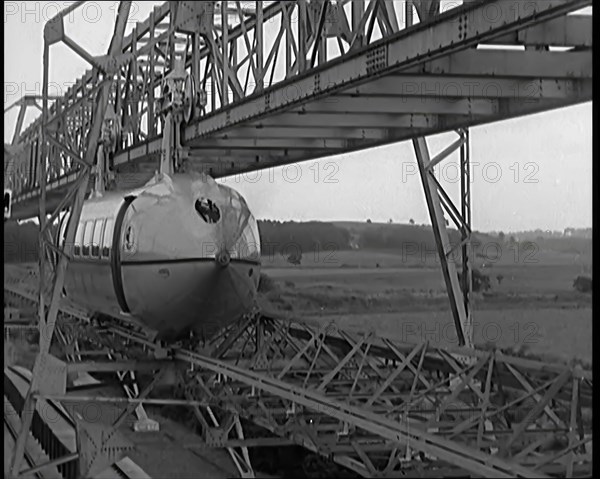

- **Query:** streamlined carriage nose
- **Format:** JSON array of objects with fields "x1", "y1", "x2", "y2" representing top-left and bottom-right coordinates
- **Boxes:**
[
  {"x1": 59, "y1": 172, "x2": 261, "y2": 343},
  {"x1": 117, "y1": 175, "x2": 261, "y2": 341}
]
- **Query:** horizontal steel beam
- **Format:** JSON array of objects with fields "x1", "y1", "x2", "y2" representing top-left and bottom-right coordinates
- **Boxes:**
[
  {"x1": 248, "y1": 113, "x2": 441, "y2": 129},
  {"x1": 186, "y1": 150, "x2": 312, "y2": 161},
  {"x1": 194, "y1": 94, "x2": 592, "y2": 179},
  {"x1": 216, "y1": 126, "x2": 389, "y2": 140},
  {"x1": 486, "y1": 15, "x2": 592, "y2": 47},
  {"x1": 406, "y1": 49, "x2": 592, "y2": 79},
  {"x1": 66, "y1": 360, "x2": 170, "y2": 373},
  {"x1": 12, "y1": 86, "x2": 590, "y2": 214},
  {"x1": 188, "y1": 137, "x2": 348, "y2": 150},
  {"x1": 294, "y1": 96, "x2": 497, "y2": 116},
  {"x1": 186, "y1": 437, "x2": 296, "y2": 448},
  {"x1": 352, "y1": 77, "x2": 589, "y2": 99}
]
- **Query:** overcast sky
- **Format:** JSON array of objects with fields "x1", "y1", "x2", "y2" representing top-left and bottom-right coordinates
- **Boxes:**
[{"x1": 4, "y1": 1, "x2": 592, "y2": 232}]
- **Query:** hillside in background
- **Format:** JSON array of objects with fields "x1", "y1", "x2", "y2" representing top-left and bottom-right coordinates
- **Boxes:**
[{"x1": 258, "y1": 220, "x2": 351, "y2": 256}]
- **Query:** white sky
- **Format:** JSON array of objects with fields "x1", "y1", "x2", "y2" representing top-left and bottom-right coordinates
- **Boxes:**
[{"x1": 4, "y1": 1, "x2": 593, "y2": 232}]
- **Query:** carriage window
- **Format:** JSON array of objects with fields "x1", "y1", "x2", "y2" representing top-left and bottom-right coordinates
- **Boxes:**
[
  {"x1": 92, "y1": 219, "x2": 104, "y2": 257},
  {"x1": 82, "y1": 221, "x2": 94, "y2": 256},
  {"x1": 57, "y1": 213, "x2": 68, "y2": 254},
  {"x1": 58, "y1": 216, "x2": 67, "y2": 245},
  {"x1": 74, "y1": 221, "x2": 84, "y2": 256},
  {"x1": 102, "y1": 218, "x2": 114, "y2": 258},
  {"x1": 4, "y1": 191, "x2": 11, "y2": 220},
  {"x1": 195, "y1": 198, "x2": 221, "y2": 224}
]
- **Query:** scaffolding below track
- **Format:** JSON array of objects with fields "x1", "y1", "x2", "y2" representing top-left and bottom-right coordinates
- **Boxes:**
[{"x1": 4, "y1": 264, "x2": 593, "y2": 478}]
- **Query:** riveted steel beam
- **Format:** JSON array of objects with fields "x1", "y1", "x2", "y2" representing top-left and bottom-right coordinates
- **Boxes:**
[
  {"x1": 406, "y1": 49, "x2": 592, "y2": 79},
  {"x1": 294, "y1": 96, "x2": 498, "y2": 116}
]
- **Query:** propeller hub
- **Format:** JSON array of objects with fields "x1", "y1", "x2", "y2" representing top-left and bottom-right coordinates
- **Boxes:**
[{"x1": 216, "y1": 250, "x2": 231, "y2": 268}]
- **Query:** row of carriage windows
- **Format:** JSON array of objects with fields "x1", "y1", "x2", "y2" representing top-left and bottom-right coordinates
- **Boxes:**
[{"x1": 60, "y1": 217, "x2": 115, "y2": 259}]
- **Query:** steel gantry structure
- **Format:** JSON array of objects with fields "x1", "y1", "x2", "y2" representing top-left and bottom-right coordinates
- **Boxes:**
[{"x1": 4, "y1": 0, "x2": 593, "y2": 477}]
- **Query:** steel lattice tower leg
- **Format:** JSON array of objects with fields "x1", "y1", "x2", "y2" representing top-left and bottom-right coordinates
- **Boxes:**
[
  {"x1": 412, "y1": 130, "x2": 473, "y2": 348},
  {"x1": 460, "y1": 130, "x2": 472, "y2": 337},
  {"x1": 405, "y1": 0, "x2": 473, "y2": 349},
  {"x1": 9, "y1": 3, "x2": 132, "y2": 476}
]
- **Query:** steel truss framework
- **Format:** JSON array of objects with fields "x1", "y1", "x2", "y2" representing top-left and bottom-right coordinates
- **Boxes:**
[{"x1": 4, "y1": 267, "x2": 593, "y2": 478}]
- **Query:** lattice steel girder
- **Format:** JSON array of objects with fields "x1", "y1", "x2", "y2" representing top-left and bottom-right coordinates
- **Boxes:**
[
  {"x1": 12, "y1": 4, "x2": 591, "y2": 145},
  {"x1": 111, "y1": 94, "x2": 588, "y2": 184},
  {"x1": 6, "y1": 0, "x2": 593, "y2": 211},
  {"x1": 6, "y1": 89, "x2": 590, "y2": 221},
  {"x1": 174, "y1": 352, "x2": 552, "y2": 478},
  {"x1": 182, "y1": 94, "x2": 590, "y2": 172},
  {"x1": 183, "y1": 318, "x2": 590, "y2": 478},
  {"x1": 181, "y1": 0, "x2": 591, "y2": 140}
]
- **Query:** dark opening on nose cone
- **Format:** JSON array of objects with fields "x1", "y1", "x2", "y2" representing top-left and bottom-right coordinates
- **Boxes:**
[{"x1": 216, "y1": 250, "x2": 231, "y2": 268}]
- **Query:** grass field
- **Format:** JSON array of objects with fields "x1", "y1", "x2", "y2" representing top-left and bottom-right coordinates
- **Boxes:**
[{"x1": 260, "y1": 249, "x2": 592, "y2": 364}]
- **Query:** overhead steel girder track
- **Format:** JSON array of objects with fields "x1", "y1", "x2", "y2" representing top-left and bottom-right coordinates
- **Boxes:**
[
  {"x1": 118, "y1": 0, "x2": 592, "y2": 169},
  {"x1": 4, "y1": 0, "x2": 592, "y2": 218},
  {"x1": 4, "y1": 265, "x2": 593, "y2": 478}
]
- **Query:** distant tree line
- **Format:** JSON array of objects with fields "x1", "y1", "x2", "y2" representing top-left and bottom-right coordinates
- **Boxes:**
[
  {"x1": 5, "y1": 221, "x2": 40, "y2": 263},
  {"x1": 358, "y1": 223, "x2": 460, "y2": 251},
  {"x1": 1, "y1": 219, "x2": 484, "y2": 264},
  {"x1": 5, "y1": 219, "x2": 592, "y2": 265},
  {"x1": 5, "y1": 220, "x2": 354, "y2": 263}
]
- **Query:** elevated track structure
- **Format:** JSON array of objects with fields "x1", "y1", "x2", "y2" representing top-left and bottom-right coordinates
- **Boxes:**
[{"x1": 4, "y1": 1, "x2": 593, "y2": 477}]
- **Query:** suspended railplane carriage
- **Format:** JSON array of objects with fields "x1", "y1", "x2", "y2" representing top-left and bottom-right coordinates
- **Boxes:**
[{"x1": 56, "y1": 171, "x2": 261, "y2": 342}]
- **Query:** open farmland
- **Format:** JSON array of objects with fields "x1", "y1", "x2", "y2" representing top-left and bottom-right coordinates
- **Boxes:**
[{"x1": 260, "y1": 239, "x2": 592, "y2": 365}]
